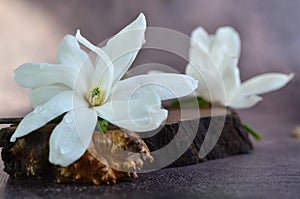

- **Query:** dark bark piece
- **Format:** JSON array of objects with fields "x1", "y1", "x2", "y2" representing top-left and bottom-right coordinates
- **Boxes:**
[
  {"x1": 143, "y1": 108, "x2": 253, "y2": 168},
  {"x1": 0, "y1": 107, "x2": 253, "y2": 183},
  {"x1": 0, "y1": 118, "x2": 23, "y2": 124}
]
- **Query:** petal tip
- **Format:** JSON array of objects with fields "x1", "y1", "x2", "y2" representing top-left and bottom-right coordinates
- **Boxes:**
[
  {"x1": 216, "y1": 26, "x2": 240, "y2": 38},
  {"x1": 218, "y1": 26, "x2": 237, "y2": 32},
  {"x1": 138, "y1": 12, "x2": 146, "y2": 19},
  {"x1": 257, "y1": 96, "x2": 263, "y2": 102},
  {"x1": 185, "y1": 75, "x2": 199, "y2": 91},
  {"x1": 75, "y1": 29, "x2": 82, "y2": 41},
  {"x1": 192, "y1": 26, "x2": 207, "y2": 36},
  {"x1": 288, "y1": 73, "x2": 295, "y2": 81},
  {"x1": 137, "y1": 12, "x2": 146, "y2": 26},
  {"x1": 10, "y1": 137, "x2": 16, "y2": 142},
  {"x1": 48, "y1": 151, "x2": 69, "y2": 167},
  {"x1": 192, "y1": 79, "x2": 199, "y2": 90}
]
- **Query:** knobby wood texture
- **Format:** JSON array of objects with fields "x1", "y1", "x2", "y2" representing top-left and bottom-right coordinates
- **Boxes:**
[{"x1": 0, "y1": 108, "x2": 252, "y2": 184}]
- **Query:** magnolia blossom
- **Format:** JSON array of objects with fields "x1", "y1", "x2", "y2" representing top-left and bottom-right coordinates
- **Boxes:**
[
  {"x1": 185, "y1": 26, "x2": 294, "y2": 108},
  {"x1": 10, "y1": 13, "x2": 198, "y2": 166}
]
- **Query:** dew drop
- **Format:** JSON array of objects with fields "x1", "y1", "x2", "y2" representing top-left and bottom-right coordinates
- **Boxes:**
[
  {"x1": 59, "y1": 146, "x2": 72, "y2": 155},
  {"x1": 64, "y1": 114, "x2": 73, "y2": 124},
  {"x1": 34, "y1": 105, "x2": 44, "y2": 113}
]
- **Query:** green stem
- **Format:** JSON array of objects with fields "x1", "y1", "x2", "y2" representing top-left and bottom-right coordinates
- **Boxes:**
[{"x1": 242, "y1": 123, "x2": 262, "y2": 141}]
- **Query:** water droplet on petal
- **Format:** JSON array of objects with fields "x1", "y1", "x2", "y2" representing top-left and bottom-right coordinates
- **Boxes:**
[
  {"x1": 64, "y1": 114, "x2": 73, "y2": 124},
  {"x1": 34, "y1": 105, "x2": 44, "y2": 113},
  {"x1": 59, "y1": 146, "x2": 72, "y2": 155}
]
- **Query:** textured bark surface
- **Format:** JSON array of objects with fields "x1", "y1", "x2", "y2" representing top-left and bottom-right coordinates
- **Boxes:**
[
  {"x1": 0, "y1": 108, "x2": 252, "y2": 184},
  {"x1": 143, "y1": 108, "x2": 253, "y2": 168},
  {"x1": 0, "y1": 125, "x2": 153, "y2": 184}
]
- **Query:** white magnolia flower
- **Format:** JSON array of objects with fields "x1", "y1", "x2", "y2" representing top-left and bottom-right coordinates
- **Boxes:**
[
  {"x1": 10, "y1": 13, "x2": 198, "y2": 166},
  {"x1": 186, "y1": 26, "x2": 294, "y2": 108}
]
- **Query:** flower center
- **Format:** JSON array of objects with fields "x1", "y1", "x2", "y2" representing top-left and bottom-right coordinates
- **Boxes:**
[{"x1": 86, "y1": 87, "x2": 103, "y2": 106}]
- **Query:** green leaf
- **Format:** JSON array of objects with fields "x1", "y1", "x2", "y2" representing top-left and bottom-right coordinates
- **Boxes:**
[
  {"x1": 242, "y1": 123, "x2": 262, "y2": 141},
  {"x1": 197, "y1": 97, "x2": 211, "y2": 108},
  {"x1": 97, "y1": 118, "x2": 109, "y2": 132}
]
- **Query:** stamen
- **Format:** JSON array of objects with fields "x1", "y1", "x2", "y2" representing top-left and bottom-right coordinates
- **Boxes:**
[{"x1": 87, "y1": 87, "x2": 103, "y2": 106}]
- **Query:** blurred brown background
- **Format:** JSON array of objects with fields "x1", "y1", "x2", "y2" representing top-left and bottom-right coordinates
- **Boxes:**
[{"x1": 0, "y1": 0, "x2": 299, "y2": 133}]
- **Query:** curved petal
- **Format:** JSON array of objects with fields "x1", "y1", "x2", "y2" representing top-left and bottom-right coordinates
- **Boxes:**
[
  {"x1": 239, "y1": 73, "x2": 294, "y2": 96},
  {"x1": 185, "y1": 63, "x2": 209, "y2": 97},
  {"x1": 219, "y1": 56, "x2": 241, "y2": 96},
  {"x1": 93, "y1": 63, "x2": 114, "y2": 102},
  {"x1": 191, "y1": 27, "x2": 211, "y2": 54},
  {"x1": 75, "y1": 30, "x2": 112, "y2": 66},
  {"x1": 49, "y1": 107, "x2": 97, "y2": 167},
  {"x1": 102, "y1": 13, "x2": 146, "y2": 85},
  {"x1": 10, "y1": 91, "x2": 88, "y2": 142},
  {"x1": 57, "y1": 34, "x2": 89, "y2": 68},
  {"x1": 229, "y1": 95, "x2": 262, "y2": 109},
  {"x1": 186, "y1": 63, "x2": 226, "y2": 105},
  {"x1": 58, "y1": 34, "x2": 95, "y2": 91},
  {"x1": 76, "y1": 30, "x2": 114, "y2": 101},
  {"x1": 92, "y1": 53, "x2": 114, "y2": 102},
  {"x1": 210, "y1": 26, "x2": 241, "y2": 68},
  {"x1": 29, "y1": 84, "x2": 71, "y2": 108},
  {"x1": 110, "y1": 74, "x2": 198, "y2": 101},
  {"x1": 189, "y1": 37, "x2": 217, "y2": 76},
  {"x1": 95, "y1": 94, "x2": 167, "y2": 132},
  {"x1": 14, "y1": 62, "x2": 86, "y2": 93}
]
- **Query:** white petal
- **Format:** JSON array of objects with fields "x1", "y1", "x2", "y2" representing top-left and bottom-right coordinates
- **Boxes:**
[
  {"x1": 239, "y1": 73, "x2": 294, "y2": 96},
  {"x1": 191, "y1": 27, "x2": 211, "y2": 53},
  {"x1": 95, "y1": 94, "x2": 167, "y2": 132},
  {"x1": 75, "y1": 30, "x2": 112, "y2": 66},
  {"x1": 186, "y1": 63, "x2": 211, "y2": 97},
  {"x1": 110, "y1": 74, "x2": 198, "y2": 101},
  {"x1": 229, "y1": 95, "x2": 262, "y2": 109},
  {"x1": 186, "y1": 63, "x2": 227, "y2": 105},
  {"x1": 57, "y1": 34, "x2": 89, "y2": 68},
  {"x1": 57, "y1": 34, "x2": 95, "y2": 91},
  {"x1": 210, "y1": 26, "x2": 241, "y2": 68},
  {"x1": 29, "y1": 84, "x2": 71, "y2": 108},
  {"x1": 76, "y1": 30, "x2": 114, "y2": 100},
  {"x1": 10, "y1": 91, "x2": 87, "y2": 142},
  {"x1": 219, "y1": 56, "x2": 241, "y2": 97},
  {"x1": 14, "y1": 62, "x2": 83, "y2": 90},
  {"x1": 102, "y1": 13, "x2": 146, "y2": 85},
  {"x1": 92, "y1": 53, "x2": 114, "y2": 102},
  {"x1": 49, "y1": 107, "x2": 97, "y2": 166},
  {"x1": 185, "y1": 63, "x2": 203, "y2": 84},
  {"x1": 188, "y1": 36, "x2": 218, "y2": 76}
]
